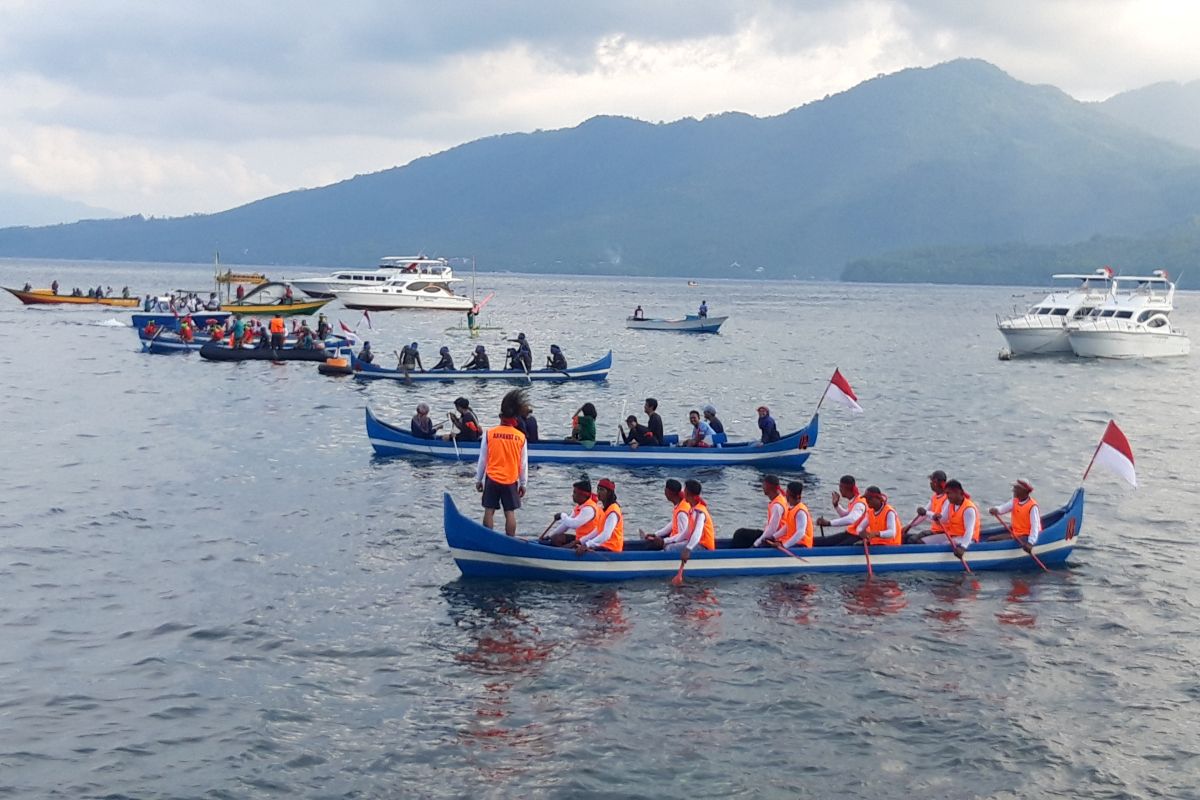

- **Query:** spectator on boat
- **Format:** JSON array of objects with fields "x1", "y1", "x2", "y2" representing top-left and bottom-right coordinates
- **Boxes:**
[
  {"x1": 546, "y1": 345, "x2": 568, "y2": 370},
  {"x1": 732, "y1": 475, "x2": 789, "y2": 548},
  {"x1": 51, "y1": 280, "x2": 59, "y2": 294},
  {"x1": 96, "y1": 285, "x2": 104, "y2": 297},
  {"x1": 358, "y1": 341, "x2": 374, "y2": 363},
  {"x1": 814, "y1": 475, "x2": 869, "y2": 546},
  {"x1": 297, "y1": 322, "x2": 315, "y2": 350},
  {"x1": 202, "y1": 293, "x2": 218, "y2": 311},
  {"x1": 398, "y1": 342, "x2": 424, "y2": 372},
  {"x1": 121, "y1": 286, "x2": 130, "y2": 298},
  {"x1": 644, "y1": 398, "x2": 665, "y2": 446},
  {"x1": 757, "y1": 405, "x2": 781, "y2": 444},
  {"x1": 315, "y1": 314, "x2": 330, "y2": 340},
  {"x1": 143, "y1": 320, "x2": 158, "y2": 338},
  {"x1": 430, "y1": 346, "x2": 455, "y2": 371},
  {"x1": 284, "y1": 284, "x2": 294, "y2": 304},
  {"x1": 22, "y1": 282, "x2": 31, "y2": 292},
  {"x1": 564, "y1": 403, "x2": 597, "y2": 446},
  {"x1": 633, "y1": 305, "x2": 644, "y2": 320},
  {"x1": 926, "y1": 479, "x2": 980, "y2": 557},
  {"x1": 640, "y1": 479, "x2": 691, "y2": 551},
  {"x1": 466, "y1": 307, "x2": 478, "y2": 331},
  {"x1": 576, "y1": 478, "x2": 624, "y2": 554},
  {"x1": 179, "y1": 318, "x2": 195, "y2": 343},
  {"x1": 903, "y1": 470, "x2": 949, "y2": 543},
  {"x1": 142, "y1": 294, "x2": 152, "y2": 311},
  {"x1": 543, "y1": 479, "x2": 601, "y2": 547},
  {"x1": 410, "y1": 403, "x2": 437, "y2": 439},
  {"x1": 86, "y1": 288, "x2": 95, "y2": 298},
  {"x1": 517, "y1": 401, "x2": 539, "y2": 443},
  {"x1": 681, "y1": 409, "x2": 715, "y2": 448},
  {"x1": 474, "y1": 389, "x2": 529, "y2": 536},
  {"x1": 236, "y1": 284, "x2": 245, "y2": 301},
  {"x1": 229, "y1": 318, "x2": 246, "y2": 348},
  {"x1": 447, "y1": 397, "x2": 482, "y2": 442},
  {"x1": 985, "y1": 480, "x2": 1040, "y2": 549},
  {"x1": 619, "y1": 414, "x2": 655, "y2": 448},
  {"x1": 702, "y1": 404, "x2": 725, "y2": 434},
  {"x1": 463, "y1": 344, "x2": 489, "y2": 371},
  {"x1": 268, "y1": 313, "x2": 286, "y2": 349},
  {"x1": 698, "y1": 300, "x2": 708, "y2": 318}
]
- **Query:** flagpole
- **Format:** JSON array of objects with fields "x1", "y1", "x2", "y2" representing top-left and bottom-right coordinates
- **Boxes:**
[
  {"x1": 1080, "y1": 421, "x2": 1111, "y2": 483},
  {"x1": 812, "y1": 366, "x2": 836, "y2": 415}
]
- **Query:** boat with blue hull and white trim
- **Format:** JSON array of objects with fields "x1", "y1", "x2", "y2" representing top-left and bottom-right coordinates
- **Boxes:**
[
  {"x1": 367, "y1": 406, "x2": 818, "y2": 468},
  {"x1": 627, "y1": 314, "x2": 727, "y2": 333},
  {"x1": 352, "y1": 350, "x2": 612, "y2": 383},
  {"x1": 443, "y1": 489, "x2": 1083, "y2": 581}
]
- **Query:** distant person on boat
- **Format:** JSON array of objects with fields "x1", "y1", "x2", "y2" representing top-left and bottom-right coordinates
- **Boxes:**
[
  {"x1": 619, "y1": 414, "x2": 655, "y2": 448},
  {"x1": 564, "y1": 403, "x2": 598, "y2": 446},
  {"x1": 230, "y1": 317, "x2": 246, "y2": 347},
  {"x1": 51, "y1": 280, "x2": 59, "y2": 294},
  {"x1": 22, "y1": 282, "x2": 31, "y2": 292},
  {"x1": 698, "y1": 300, "x2": 708, "y2": 318},
  {"x1": 542, "y1": 479, "x2": 600, "y2": 547},
  {"x1": 358, "y1": 341, "x2": 374, "y2": 363},
  {"x1": 410, "y1": 403, "x2": 439, "y2": 440},
  {"x1": 121, "y1": 286, "x2": 130, "y2": 298},
  {"x1": 467, "y1": 307, "x2": 478, "y2": 331},
  {"x1": 143, "y1": 294, "x2": 152, "y2": 311},
  {"x1": 297, "y1": 322, "x2": 315, "y2": 349},
  {"x1": 204, "y1": 293, "x2": 219, "y2": 311},
  {"x1": 284, "y1": 284, "x2": 294, "y2": 305},
  {"x1": 399, "y1": 342, "x2": 424, "y2": 372},
  {"x1": 505, "y1": 347, "x2": 522, "y2": 371},
  {"x1": 431, "y1": 346, "x2": 455, "y2": 371},
  {"x1": 756, "y1": 405, "x2": 780, "y2": 444},
  {"x1": 447, "y1": 397, "x2": 482, "y2": 442},
  {"x1": 633, "y1": 305, "x2": 645, "y2": 320},
  {"x1": 256, "y1": 324, "x2": 271, "y2": 348},
  {"x1": 702, "y1": 404, "x2": 724, "y2": 434},
  {"x1": 903, "y1": 470, "x2": 949, "y2": 543},
  {"x1": 575, "y1": 478, "x2": 624, "y2": 554},
  {"x1": 985, "y1": 480, "x2": 1040, "y2": 549},
  {"x1": 463, "y1": 345, "x2": 489, "y2": 371},
  {"x1": 731, "y1": 475, "x2": 788, "y2": 548},
  {"x1": 268, "y1": 314, "x2": 286, "y2": 349},
  {"x1": 143, "y1": 320, "x2": 158, "y2": 338},
  {"x1": 640, "y1": 478, "x2": 690, "y2": 551},
  {"x1": 814, "y1": 475, "x2": 868, "y2": 546},
  {"x1": 546, "y1": 344, "x2": 567, "y2": 370},
  {"x1": 475, "y1": 389, "x2": 529, "y2": 536},
  {"x1": 924, "y1": 479, "x2": 980, "y2": 557},
  {"x1": 681, "y1": 409, "x2": 715, "y2": 447},
  {"x1": 510, "y1": 333, "x2": 532, "y2": 371},
  {"x1": 517, "y1": 399, "x2": 539, "y2": 443},
  {"x1": 316, "y1": 314, "x2": 330, "y2": 340},
  {"x1": 643, "y1": 398, "x2": 665, "y2": 445},
  {"x1": 236, "y1": 284, "x2": 245, "y2": 301}
]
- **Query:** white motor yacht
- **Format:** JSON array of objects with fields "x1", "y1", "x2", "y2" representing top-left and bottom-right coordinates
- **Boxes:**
[
  {"x1": 1067, "y1": 271, "x2": 1189, "y2": 358},
  {"x1": 289, "y1": 256, "x2": 457, "y2": 299},
  {"x1": 997, "y1": 268, "x2": 1114, "y2": 355}
]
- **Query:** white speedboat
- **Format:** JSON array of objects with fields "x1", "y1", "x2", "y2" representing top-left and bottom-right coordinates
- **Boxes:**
[
  {"x1": 289, "y1": 256, "x2": 457, "y2": 299},
  {"x1": 997, "y1": 268, "x2": 1114, "y2": 355},
  {"x1": 1067, "y1": 271, "x2": 1189, "y2": 358}
]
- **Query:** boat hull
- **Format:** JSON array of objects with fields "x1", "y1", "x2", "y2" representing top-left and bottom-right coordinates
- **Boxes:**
[
  {"x1": 336, "y1": 292, "x2": 474, "y2": 311},
  {"x1": 626, "y1": 314, "x2": 727, "y2": 332},
  {"x1": 141, "y1": 331, "x2": 350, "y2": 354},
  {"x1": 131, "y1": 312, "x2": 231, "y2": 332},
  {"x1": 352, "y1": 351, "x2": 612, "y2": 382},
  {"x1": 368, "y1": 407, "x2": 818, "y2": 468},
  {"x1": 443, "y1": 489, "x2": 1083, "y2": 581},
  {"x1": 199, "y1": 341, "x2": 354, "y2": 361},
  {"x1": 219, "y1": 299, "x2": 331, "y2": 316},
  {"x1": 1068, "y1": 329, "x2": 1191, "y2": 358},
  {"x1": 997, "y1": 324, "x2": 1072, "y2": 355},
  {"x1": 5, "y1": 287, "x2": 140, "y2": 307}
]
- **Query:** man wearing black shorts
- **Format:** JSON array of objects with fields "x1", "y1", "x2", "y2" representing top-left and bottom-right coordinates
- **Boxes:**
[{"x1": 474, "y1": 389, "x2": 529, "y2": 535}]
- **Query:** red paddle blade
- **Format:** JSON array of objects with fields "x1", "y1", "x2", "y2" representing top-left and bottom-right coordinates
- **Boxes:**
[{"x1": 671, "y1": 564, "x2": 685, "y2": 585}]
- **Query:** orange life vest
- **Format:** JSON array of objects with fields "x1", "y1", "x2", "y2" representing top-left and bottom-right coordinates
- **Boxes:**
[
  {"x1": 269, "y1": 317, "x2": 285, "y2": 334},
  {"x1": 928, "y1": 492, "x2": 947, "y2": 533},
  {"x1": 573, "y1": 497, "x2": 602, "y2": 538},
  {"x1": 853, "y1": 502, "x2": 902, "y2": 546},
  {"x1": 944, "y1": 499, "x2": 981, "y2": 542},
  {"x1": 1010, "y1": 496, "x2": 1038, "y2": 536},
  {"x1": 783, "y1": 501, "x2": 814, "y2": 548},
  {"x1": 670, "y1": 499, "x2": 692, "y2": 538},
  {"x1": 483, "y1": 424, "x2": 526, "y2": 485},
  {"x1": 597, "y1": 502, "x2": 624, "y2": 552},
  {"x1": 689, "y1": 498, "x2": 716, "y2": 551},
  {"x1": 766, "y1": 492, "x2": 789, "y2": 533}
]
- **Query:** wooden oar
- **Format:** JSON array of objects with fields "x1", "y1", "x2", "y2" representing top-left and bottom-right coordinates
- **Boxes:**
[
  {"x1": 860, "y1": 535, "x2": 874, "y2": 579},
  {"x1": 950, "y1": 537, "x2": 973, "y2": 573},
  {"x1": 771, "y1": 541, "x2": 809, "y2": 563},
  {"x1": 991, "y1": 510, "x2": 1049, "y2": 571},
  {"x1": 447, "y1": 414, "x2": 461, "y2": 460},
  {"x1": 670, "y1": 557, "x2": 687, "y2": 586}
]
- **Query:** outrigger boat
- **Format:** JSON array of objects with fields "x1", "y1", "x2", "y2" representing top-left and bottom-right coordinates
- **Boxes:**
[
  {"x1": 352, "y1": 350, "x2": 612, "y2": 383},
  {"x1": 367, "y1": 406, "x2": 818, "y2": 469},
  {"x1": 220, "y1": 282, "x2": 331, "y2": 316},
  {"x1": 443, "y1": 489, "x2": 1084, "y2": 581},
  {"x1": 4, "y1": 287, "x2": 140, "y2": 307}
]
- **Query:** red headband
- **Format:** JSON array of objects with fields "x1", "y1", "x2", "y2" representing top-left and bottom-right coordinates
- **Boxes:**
[{"x1": 598, "y1": 478, "x2": 616, "y2": 492}]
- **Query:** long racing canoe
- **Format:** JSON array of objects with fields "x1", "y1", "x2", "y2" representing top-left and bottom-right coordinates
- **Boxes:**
[
  {"x1": 5, "y1": 287, "x2": 140, "y2": 307},
  {"x1": 366, "y1": 406, "x2": 818, "y2": 468},
  {"x1": 443, "y1": 489, "x2": 1083, "y2": 581},
  {"x1": 353, "y1": 350, "x2": 612, "y2": 382}
]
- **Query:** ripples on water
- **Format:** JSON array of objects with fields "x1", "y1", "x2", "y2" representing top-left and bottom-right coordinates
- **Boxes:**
[{"x1": 1, "y1": 259, "x2": 1198, "y2": 798}]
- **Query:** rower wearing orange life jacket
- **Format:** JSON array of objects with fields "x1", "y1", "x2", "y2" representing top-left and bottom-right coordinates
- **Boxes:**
[
  {"x1": 987, "y1": 479, "x2": 1041, "y2": 552},
  {"x1": 640, "y1": 479, "x2": 692, "y2": 550},
  {"x1": 474, "y1": 389, "x2": 529, "y2": 536},
  {"x1": 575, "y1": 478, "x2": 624, "y2": 553},
  {"x1": 676, "y1": 479, "x2": 716, "y2": 563},
  {"x1": 543, "y1": 479, "x2": 601, "y2": 547},
  {"x1": 929, "y1": 478, "x2": 980, "y2": 557},
  {"x1": 814, "y1": 475, "x2": 869, "y2": 546},
  {"x1": 904, "y1": 469, "x2": 950, "y2": 544},
  {"x1": 849, "y1": 486, "x2": 902, "y2": 546},
  {"x1": 731, "y1": 474, "x2": 788, "y2": 548},
  {"x1": 776, "y1": 481, "x2": 814, "y2": 548}
]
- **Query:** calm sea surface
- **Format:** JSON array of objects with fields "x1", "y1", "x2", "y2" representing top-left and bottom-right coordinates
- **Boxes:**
[{"x1": 1, "y1": 258, "x2": 1198, "y2": 799}]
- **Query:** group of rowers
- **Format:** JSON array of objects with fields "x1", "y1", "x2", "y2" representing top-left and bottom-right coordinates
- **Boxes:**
[
  {"x1": 30, "y1": 281, "x2": 131, "y2": 298},
  {"x1": 359, "y1": 332, "x2": 568, "y2": 373},
  {"x1": 144, "y1": 313, "x2": 336, "y2": 349}
]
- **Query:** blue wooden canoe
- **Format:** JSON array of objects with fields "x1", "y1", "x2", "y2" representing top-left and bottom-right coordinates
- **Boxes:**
[
  {"x1": 131, "y1": 312, "x2": 231, "y2": 332},
  {"x1": 352, "y1": 350, "x2": 612, "y2": 382},
  {"x1": 138, "y1": 328, "x2": 352, "y2": 355},
  {"x1": 366, "y1": 406, "x2": 818, "y2": 468},
  {"x1": 443, "y1": 489, "x2": 1083, "y2": 581}
]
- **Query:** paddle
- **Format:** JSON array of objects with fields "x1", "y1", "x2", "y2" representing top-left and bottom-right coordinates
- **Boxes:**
[
  {"x1": 991, "y1": 510, "x2": 1049, "y2": 571},
  {"x1": 447, "y1": 413, "x2": 461, "y2": 460},
  {"x1": 670, "y1": 555, "x2": 687, "y2": 586},
  {"x1": 538, "y1": 517, "x2": 557, "y2": 542},
  {"x1": 771, "y1": 541, "x2": 809, "y2": 563},
  {"x1": 950, "y1": 538, "x2": 973, "y2": 573},
  {"x1": 859, "y1": 534, "x2": 874, "y2": 579}
]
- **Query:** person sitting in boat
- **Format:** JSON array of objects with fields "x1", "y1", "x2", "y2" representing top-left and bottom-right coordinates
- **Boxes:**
[
  {"x1": 681, "y1": 409, "x2": 715, "y2": 447},
  {"x1": 644, "y1": 398, "x2": 665, "y2": 446},
  {"x1": 508, "y1": 333, "x2": 532, "y2": 371},
  {"x1": 179, "y1": 318, "x2": 195, "y2": 343},
  {"x1": 633, "y1": 305, "x2": 644, "y2": 320},
  {"x1": 86, "y1": 287, "x2": 96, "y2": 298},
  {"x1": 446, "y1": 397, "x2": 482, "y2": 442},
  {"x1": 398, "y1": 342, "x2": 424, "y2": 371},
  {"x1": 203, "y1": 293, "x2": 219, "y2": 311},
  {"x1": 315, "y1": 314, "x2": 331, "y2": 340},
  {"x1": 517, "y1": 401, "x2": 539, "y2": 443},
  {"x1": 463, "y1": 344, "x2": 489, "y2": 371},
  {"x1": 756, "y1": 405, "x2": 781, "y2": 444},
  {"x1": 814, "y1": 475, "x2": 868, "y2": 546},
  {"x1": 698, "y1": 300, "x2": 708, "y2": 318},
  {"x1": 985, "y1": 480, "x2": 1040, "y2": 551},
  {"x1": 773, "y1": 481, "x2": 814, "y2": 549},
  {"x1": 209, "y1": 322, "x2": 225, "y2": 342},
  {"x1": 702, "y1": 404, "x2": 724, "y2": 435},
  {"x1": 22, "y1": 282, "x2": 31, "y2": 292},
  {"x1": 410, "y1": 403, "x2": 440, "y2": 440},
  {"x1": 430, "y1": 346, "x2": 455, "y2": 371},
  {"x1": 546, "y1": 345, "x2": 568, "y2": 370},
  {"x1": 564, "y1": 403, "x2": 597, "y2": 446},
  {"x1": 575, "y1": 478, "x2": 624, "y2": 554},
  {"x1": 297, "y1": 322, "x2": 315, "y2": 350},
  {"x1": 640, "y1": 479, "x2": 691, "y2": 551},
  {"x1": 542, "y1": 479, "x2": 601, "y2": 547},
  {"x1": 618, "y1": 414, "x2": 655, "y2": 448},
  {"x1": 143, "y1": 320, "x2": 158, "y2": 338},
  {"x1": 51, "y1": 280, "x2": 59, "y2": 294},
  {"x1": 923, "y1": 479, "x2": 980, "y2": 557},
  {"x1": 358, "y1": 341, "x2": 374, "y2": 363},
  {"x1": 241, "y1": 319, "x2": 256, "y2": 346},
  {"x1": 732, "y1": 475, "x2": 789, "y2": 548},
  {"x1": 903, "y1": 470, "x2": 949, "y2": 544},
  {"x1": 505, "y1": 347, "x2": 522, "y2": 371},
  {"x1": 653, "y1": 479, "x2": 716, "y2": 563},
  {"x1": 284, "y1": 284, "x2": 294, "y2": 304}
]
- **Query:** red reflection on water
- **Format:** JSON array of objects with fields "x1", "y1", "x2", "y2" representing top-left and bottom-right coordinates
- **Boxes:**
[
  {"x1": 840, "y1": 578, "x2": 908, "y2": 616},
  {"x1": 925, "y1": 576, "x2": 982, "y2": 623},
  {"x1": 668, "y1": 586, "x2": 722, "y2": 631},
  {"x1": 760, "y1": 580, "x2": 819, "y2": 624},
  {"x1": 995, "y1": 577, "x2": 1037, "y2": 628},
  {"x1": 577, "y1": 589, "x2": 631, "y2": 646}
]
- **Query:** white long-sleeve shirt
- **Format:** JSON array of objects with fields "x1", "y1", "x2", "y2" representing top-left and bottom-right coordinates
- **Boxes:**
[
  {"x1": 779, "y1": 507, "x2": 811, "y2": 548},
  {"x1": 826, "y1": 497, "x2": 867, "y2": 530},
  {"x1": 659, "y1": 508, "x2": 692, "y2": 543},
  {"x1": 682, "y1": 505, "x2": 710, "y2": 550},
  {"x1": 473, "y1": 429, "x2": 529, "y2": 488},
  {"x1": 934, "y1": 504, "x2": 978, "y2": 550},
  {"x1": 994, "y1": 499, "x2": 1042, "y2": 545},
  {"x1": 549, "y1": 503, "x2": 597, "y2": 538},
  {"x1": 579, "y1": 507, "x2": 620, "y2": 549},
  {"x1": 753, "y1": 498, "x2": 787, "y2": 546}
]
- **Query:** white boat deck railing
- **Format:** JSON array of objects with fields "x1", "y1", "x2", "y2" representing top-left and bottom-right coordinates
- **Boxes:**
[{"x1": 996, "y1": 313, "x2": 1069, "y2": 329}]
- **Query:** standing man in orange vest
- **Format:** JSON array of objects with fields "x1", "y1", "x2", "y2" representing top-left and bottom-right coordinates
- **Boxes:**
[
  {"x1": 268, "y1": 313, "x2": 286, "y2": 349},
  {"x1": 904, "y1": 469, "x2": 950, "y2": 543},
  {"x1": 987, "y1": 479, "x2": 1040, "y2": 551},
  {"x1": 575, "y1": 478, "x2": 624, "y2": 553},
  {"x1": 474, "y1": 389, "x2": 529, "y2": 536},
  {"x1": 542, "y1": 479, "x2": 601, "y2": 547}
]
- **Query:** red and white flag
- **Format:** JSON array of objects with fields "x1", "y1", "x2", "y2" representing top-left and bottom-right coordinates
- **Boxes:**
[
  {"x1": 822, "y1": 368, "x2": 863, "y2": 413},
  {"x1": 361, "y1": 309, "x2": 372, "y2": 329},
  {"x1": 339, "y1": 320, "x2": 353, "y2": 334},
  {"x1": 1086, "y1": 420, "x2": 1136, "y2": 487}
]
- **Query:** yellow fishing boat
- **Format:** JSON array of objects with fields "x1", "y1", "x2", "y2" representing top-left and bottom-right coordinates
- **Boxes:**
[{"x1": 220, "y1": 282, "x2": 331, "y2": 316}]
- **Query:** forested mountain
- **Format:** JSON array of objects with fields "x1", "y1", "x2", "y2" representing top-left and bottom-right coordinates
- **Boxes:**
[{"x1": 1096, "y1": 80, "x2": 1200, "y2": 151}]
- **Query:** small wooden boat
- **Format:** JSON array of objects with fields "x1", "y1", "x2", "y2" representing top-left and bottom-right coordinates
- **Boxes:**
[
  {"x1": 131, "y1": 312, "x2": 231, "y2": 332},
  {"x1": 443, "y1": 489, "x2": 1084, "y2": 581},
  {"x1": 220, "y1": 282, "x2": 331, "y2": 316},
  {"x1": 215, "y1": 270, "x2": 268, "y2": 286},
  {"x1": 352, "y1": 350, "x2": 612, "y2": 383},
  {"x1": 626, "y1": 314, "x2": 727, "y2": 333},
  {"x1": 4, "y1": 287, "x2": 140, "y2": 307},
  {"x1": 367, "y1": 407, "x2": 818, "y2": 469},
  {"x1": 199, "y1": 340, "x2": 354, "y2": 362}
]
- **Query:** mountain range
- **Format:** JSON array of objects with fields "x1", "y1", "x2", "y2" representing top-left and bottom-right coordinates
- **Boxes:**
[{"x1": 3, "y1": 58, "x2": 1200, "y2": 283}]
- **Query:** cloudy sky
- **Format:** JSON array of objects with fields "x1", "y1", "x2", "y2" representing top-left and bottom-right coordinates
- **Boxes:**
[{"x1": 2, "y1": 0, "x2": 1198, "y2": 220}]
